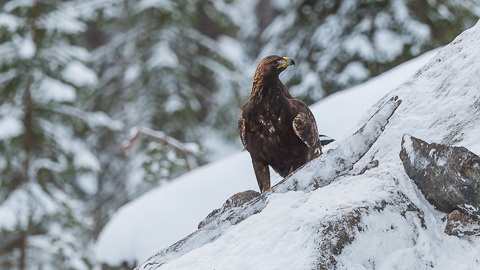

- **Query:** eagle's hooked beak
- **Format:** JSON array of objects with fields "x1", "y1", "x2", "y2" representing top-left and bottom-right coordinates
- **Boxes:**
[{"x1": 278, "y1": 57, "x2": 296, "y2": 68}]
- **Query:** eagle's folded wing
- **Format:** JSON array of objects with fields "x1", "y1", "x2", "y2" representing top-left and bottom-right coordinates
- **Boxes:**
[
  {"x1": 238, "y1": 112, "x2": 247, "y2": 148},
  {"x1": 293, "y1": 111, "x2": 321, "y2": 154}
]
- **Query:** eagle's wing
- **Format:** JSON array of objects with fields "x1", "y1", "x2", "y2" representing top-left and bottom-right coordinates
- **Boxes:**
[
  {"x1": 292, "y1": 100, "x2": 321, "y2": 155},
  {"x1": 238, "y1": 112, "x2": 247, "y2": 148}
]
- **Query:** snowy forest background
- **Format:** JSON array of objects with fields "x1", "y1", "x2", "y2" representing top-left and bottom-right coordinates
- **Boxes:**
[{"x1": 0, "y1": 0, "x2": 479, "y2": 269}]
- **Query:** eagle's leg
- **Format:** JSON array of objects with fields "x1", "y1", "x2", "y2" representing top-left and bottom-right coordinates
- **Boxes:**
[{"x1": 252, "y1": 160, "x2": 270, "y2": 193}]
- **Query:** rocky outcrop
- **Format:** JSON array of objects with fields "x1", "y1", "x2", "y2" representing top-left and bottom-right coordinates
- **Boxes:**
[
  {"x1": 400, "y1": 135, "x2": 480, "y2": 236},
  {"x1": 399, "y1": 135, "x2": 480, "y2": 219},
  {"x1": 198, "y1": 190, "x2": 260, "y2": 229},
  {"x1": 316, "y1": 192, "x2": 425, "y2": 269},
  {"x1": 444, "y1": 210, "x2": 480, "y2": 236}
]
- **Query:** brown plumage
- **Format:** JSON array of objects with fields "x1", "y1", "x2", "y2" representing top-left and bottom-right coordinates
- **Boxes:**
[{"x1": 239, "y1": 55, "x2": 322, "y2": 193}]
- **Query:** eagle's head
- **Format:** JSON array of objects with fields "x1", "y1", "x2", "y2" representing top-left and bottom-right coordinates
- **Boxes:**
[{"x1": 254, "y1": 55, "x2": 296, "y2": 80}]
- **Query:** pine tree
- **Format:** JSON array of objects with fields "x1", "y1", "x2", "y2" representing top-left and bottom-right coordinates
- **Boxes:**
[
  {"x1": 73, "y1": 0, "x2": 246, "y2": 238},
  {"x1": 0, "y1": 0, "x2": 118, "y2": 268},
  {"x1": 225, "y1": 0, "x2": 480, "y2": 103}
]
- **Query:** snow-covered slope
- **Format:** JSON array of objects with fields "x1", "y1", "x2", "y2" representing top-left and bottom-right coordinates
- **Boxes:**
[
  {"x1": 129, "y1": 21, "x2": 480, "y2": 269},
  {"x1": 95, "y1": 48, "x2": 442, "y2": 266},
  {"x1": 136, "y1": 21, "x2": 480, "y2": 269}
]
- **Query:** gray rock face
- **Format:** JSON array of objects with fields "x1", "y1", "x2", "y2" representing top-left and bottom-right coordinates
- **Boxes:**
[{"x1": 399, "y1": 135, "x2": 480, "y2": 219}]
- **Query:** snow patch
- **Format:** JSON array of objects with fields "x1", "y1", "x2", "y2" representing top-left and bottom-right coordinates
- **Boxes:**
[
  {"x1": 77, "y1": 173, "x2": 98, "y2": 195},
  {"x1": 343, "y1": 34, "x2": 374, "y2": 60},
  {"x1": 337, "y1": 61, "x2": 370, "y2": 85},
  {"x1": 124, "y1": 64, "x2": 142, "y2": 84},
  {"x1": 62, "y1": 61, "x2": 98, "y2": 87},
  {"x1": 148, "y1": 41, "x2": 178, "y2": 69},
  {"x1": 136, "y1": 0, "x2": 173, "y2": 12},
  {"x1": 73, "y1": 141, "x2": 101, "y2": 171},
  {"x1": 0, "y1": 13, "x2": 22, "y2": 32},
  {"x1": 217, "y1": 35, "x2": 244, "y2": 64},
  {"x1": 40, "y1": 7, "x2": 87, "y2": 34},
  {"x1": 12, "y1": 34, "x2": 36, "y2": 59},
  {"x1": 374, "y1": 29, "x2": 404, "y2": 62},
  {"x1": 3, "y1": 0, "x2": 34, "y2": 12},
  {"x1": 37, "y1": 77, "x2": 77, "y2": 103},
  {"x1": 0, "y1": 116, "x2": 23, "y2": 139}
]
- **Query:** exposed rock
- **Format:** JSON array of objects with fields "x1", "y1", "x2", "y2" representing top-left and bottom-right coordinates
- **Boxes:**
[
  {"x1": 444, "y1": 210, "x2": 480, "y2": 236},
  {"x1": 358, "y1": 159, "x2": 379, "y2": 175},
  {"x1": 317, "y1": 210, "x2": 362, "y2": 269},
  {"x1": 316, "y1": 192, "x2": 425, "y2": 269},
  {"x1": 198, "y1": 190, "x2": 260, "y2": 229},
  {"x1": 399, "y1": 135, "x2": 480, "y2": 219}
]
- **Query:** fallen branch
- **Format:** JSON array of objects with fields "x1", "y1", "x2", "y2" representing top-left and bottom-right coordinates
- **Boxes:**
[{"x1": 121, "y1": 126, "x2": 199, "y2": 171}]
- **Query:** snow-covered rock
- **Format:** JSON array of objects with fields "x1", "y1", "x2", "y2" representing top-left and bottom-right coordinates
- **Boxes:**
[
  {"x1": 444, "y1": 210, "x2": 480, "y2": 236},
  {"x1": 132, "y1": 20, "x2": 480, "y2": 270},
  {"x1": 400, "y1": 135, "x2": 480, "y2": 219}
]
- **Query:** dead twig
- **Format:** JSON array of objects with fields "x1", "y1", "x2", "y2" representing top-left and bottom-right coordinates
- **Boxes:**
[{"x1": 121, "y1": 126, "x2": 199, "y2": 171}]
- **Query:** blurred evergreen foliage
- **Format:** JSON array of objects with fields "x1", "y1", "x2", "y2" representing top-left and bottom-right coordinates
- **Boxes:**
[
  {"x1": 246, "y1": 0, "x2": 480, "y2": 103},
  {"x1": 0, "y1": 0, "x2": 478, "y2": 269},
  {"x1": 0, "y1": 0, "x2": 119, "y2": 268}
]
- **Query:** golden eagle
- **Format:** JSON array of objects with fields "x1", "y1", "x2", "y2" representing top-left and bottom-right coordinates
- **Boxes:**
[{"x1": 239, "y1": 55, "x2": 322, "y2": 193}]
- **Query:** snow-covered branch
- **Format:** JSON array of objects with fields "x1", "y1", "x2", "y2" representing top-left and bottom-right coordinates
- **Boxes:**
[{"x1": 121, "y1": 126, "x2": 200, "y2": 170}]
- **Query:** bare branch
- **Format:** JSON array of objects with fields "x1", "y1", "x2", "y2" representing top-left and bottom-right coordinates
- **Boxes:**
[{"x1": 120, "y1": 126, "x2": 199, "y2": 171}]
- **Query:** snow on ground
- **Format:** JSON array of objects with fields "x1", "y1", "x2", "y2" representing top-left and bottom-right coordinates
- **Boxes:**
[
  {"x1": 311, "y1": 48, "x2": 440, "y2": 141},
  {"x1": 95, "y1": 48, "x2": 440, "y2": 266}
]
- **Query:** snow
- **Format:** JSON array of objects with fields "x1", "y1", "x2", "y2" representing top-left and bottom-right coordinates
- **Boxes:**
[
  {"x1": 73, "y1": 141, "x2": 101, "y2": 171},
  {"x1": 37, "y1": 77, "x2": 77, "y2": 103},
  {"x1": 153, "y1": 174, "x2": 401, "y2": 270},
  {"x1": 38, "y1": 120, "x2": 101, "y2": 172},
  {"x1": 164, "y1": 95, "x2": 184, "y2": 113},
  {"x1": 12, "y1": 34, "x2": 36, "y2": 59},
  {"x1": 310, "y1": 48, "x2": 440, "y2": 141},
  {"x1": 374, "y1": 29, "x2": 405, "y2": 62},
  {"x1": 136, "y1": 0, "x2": 173, "y2": 12},
  {"x1": 95, "y1": 152, "x2": 258, "y2": 265},
  {"x1": 62, "y1": 61, "x2": 98, "y2": 87},
  {"x1": 343, "y1": 34, "x2": 374, "y2": 59},
  {"x1": 3, "y1": 0, "x2": 34, "y2": 12},
  {"x1": 217, "y1": 35, "x2": 244, "y2": 65},
  {"x1": 77, "y1": 173, "x2": 98, "y2": 195},
  {"x1": 95, "y1": 47, "x2": 442, "y2": 265},
  {"x1": 289, "y1": 71, "x2": 322, "y2": 97},
  {"x1": 0, "y1": 13, "x2": 22, "y2": 32},
  {"x1": 147, "y1": 41, "x2": 178, "y2": 69},
  {"x1": 0, "y1": 182, "x2": 60, "y2": 230},
  {"x1": 0, "y1": 115, "x2": 23, "y2": 139},
  {"x1": 337, "y1": 61, "x2": 370, "y2": 85},
  {"x1": 40, "y1": 6, "x2": 87, "y2": 34},
  {"x1": 124, "y1": 64, "x2": 142, "y2": 84}
]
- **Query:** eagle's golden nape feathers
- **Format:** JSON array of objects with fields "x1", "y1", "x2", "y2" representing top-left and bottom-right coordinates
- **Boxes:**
[{"x1": 239, "y1": 55, "x2": 322, "y2": 193}]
